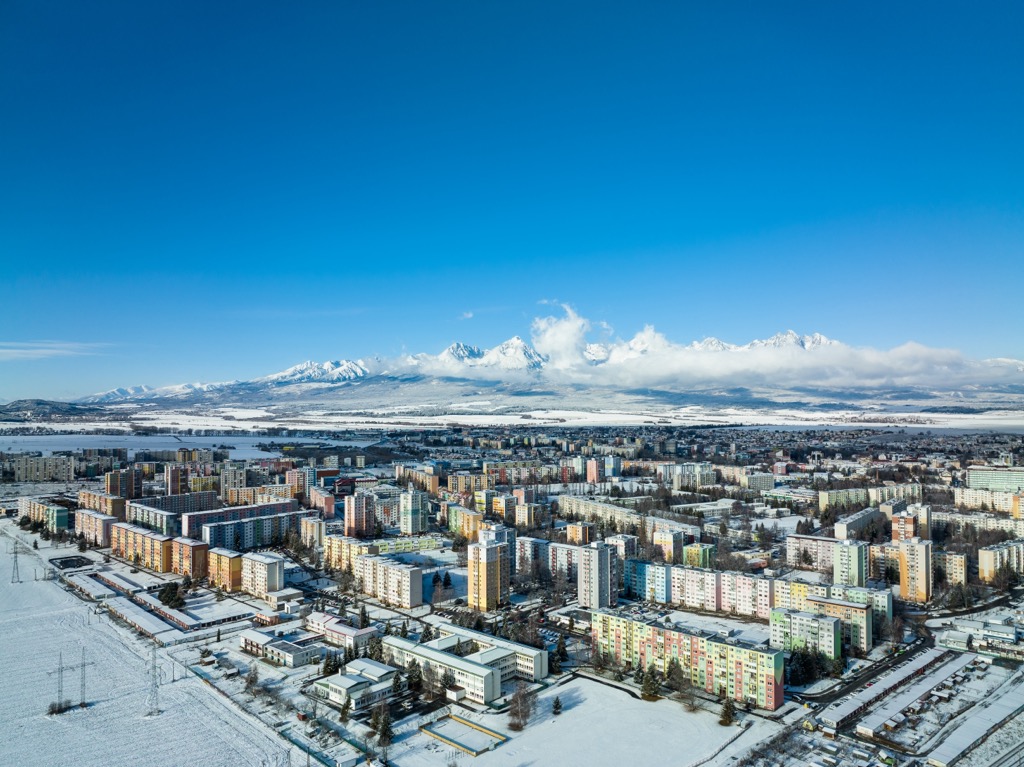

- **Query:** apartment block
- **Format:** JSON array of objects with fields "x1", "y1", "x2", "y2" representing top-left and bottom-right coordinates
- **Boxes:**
[
  {"x1": 818, "y1": 487, "x2": 868, "y2": 513},
  {"x1": 164, "y1": 465, "x2": 189, "y2": 496},
  {"x1": 344, "y1": 493, "x2": 375, "y2": 538},
  {"x1": 393, "y1": 463, "x2": 441, "y2": 494},
  {"x1": 786, "y1": 534, "x2": 838, "y2": 569},
  {"x1": 578, "y1": 541, "x2": 618, "y2": 610},
  {"x1": 604, "y1": 533, "x2": 638, "y2": 561},
  {"x1": 201, "y1": 509, "x2": 311, "y2": 551},
  {"x1": 225, "y1": 484, "x2": 295, "y2": 506},
  {"x1": 624, "y1": 559, "x2": 671, "y2": 603},
  {"x1": 934, "y1": 549, "x2": 967, "y2": 586},
  {"x1": 104, "y1": 468, "x2": 143, "y2": 499},
  {"x1": 208, "y1": 548, "x2": 243, "y2": 592},
  {"x1": 683, "y1": 542, "x2": 716, "y2": 568},
  {"x1": 352, "y1": 555, "x2": 423, "y2": 608},
  {"x1": 467, "y1": 541, "x2": 509, "y2": 612},
  {"x1": 805, "y1": 596, "x2": 873, "y2": 653},
  {"x1": 979, "y1": 539, "x2": 1024, "y2": 584},
  {"x1": 14, "y1": 456, "x2": 73, "y2": 483},
  {"x1": 867, "y1": 483, "x2": 922, "y2": 507},
  {"x1": 180, "y1": 499, "x2": 298, "y2": 538},
  {"x1": 834, "y1": 508, "x2": 885, "y2": 540},
  {"x1": 590, "y1": 610, "x2": 784, "y2": 711},
  {"x1": 111, "y1": 522, "x2": 173, "y2": 572},
  {"x1": 966, "y1": 467, "x2": 1024, "y2": 494},
  {"x1": 447, "y1": 472, "x2": 495, "y2": 494},
  {"x1": 399, "y1": 489, "x2": 429, "y2": 535},
  {"x1": 833, "y1": 539, "x2": 869, "y2": 587},
  {"x1": 567, "y1": 521, "x2": 595, "y2": 545},
  {"x1": 898, "y1": 537, "x2": 932, "y2": 603},
  {"x1": 652, "y1": 529, "x2": 685, "y2": 563},
  {"x1": 171, "y1": 537, "x2": 209, "y2": 579},
  {"x1": 514, "y1": 502, "x2": 538, "y2": 528},
  {"x1": 241, "y1": 551, "x2": 286, "y2": 599},
  {"x1": 891, "y1": 510, "x2": 918, "y2": 542},
  {"x1": 78, "y1": 490, "x2": 126, "y2": 520},
  {"x1": 74, "y1": 508, "x2": 117, "y2": 546},
  {"x1": 769, "y1": 608, "x2": 842, "y2": 660}
]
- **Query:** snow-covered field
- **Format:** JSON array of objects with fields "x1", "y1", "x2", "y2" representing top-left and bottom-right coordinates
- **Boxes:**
[
  {"x1": 385, "y1": 676, "x2": 783, "y2": 767},
  {"x1": 0, "y1": 522, "x2": 304, "y2": 767}
]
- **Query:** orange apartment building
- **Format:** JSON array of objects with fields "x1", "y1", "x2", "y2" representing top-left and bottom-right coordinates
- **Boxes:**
[
  {"x1": 111, "y1": 522, "x2": 173, "y2": 572},
  {"x1": 208, "y1": 547, "x2": 243, "y2": 591},
  {"x1": 172, "y1": 537, "x2": 209, "y2": 579}
]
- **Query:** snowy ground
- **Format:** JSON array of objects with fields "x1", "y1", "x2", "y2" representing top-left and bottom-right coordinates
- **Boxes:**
[
  {"x1": 384, "y1": 675, "x2": 783, "y2": 767},
  {"x1": 0, "y1": 521, "x2": 305, "y2": 767}
]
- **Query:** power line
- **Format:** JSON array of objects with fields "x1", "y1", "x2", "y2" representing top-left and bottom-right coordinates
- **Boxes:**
[{"x1": 146, "y1": 644, "x2": 160, "y2": 716}]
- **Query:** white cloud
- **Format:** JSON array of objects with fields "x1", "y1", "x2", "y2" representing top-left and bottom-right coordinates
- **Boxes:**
[
  {"x1": 530, "y1": 304, "x2": 591, "y2": 372},
  {"x1": 459, "y1": 311, "x2": 474, "y2": 320},
  {"x1": 0, "y1": 341, "x2": 106, "y2": 361}
]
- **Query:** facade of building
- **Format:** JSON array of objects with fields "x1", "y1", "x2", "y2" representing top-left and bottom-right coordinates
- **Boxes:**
[
  {"x1": 805, "y1": 596, "x2": 873, "y2": 653},
  {"x1": 898, "y1": 537, "x2": 932, "y2": 603},
  {"x1": 352, "y1": 555, "x2": 424, "y2": 608},
  {"x1": 891, "y1": 511, "x2": 919, "y2": 542},
  {"x1": 305, "y1": 611, "x2": 378, "y2": 652},
  {"x1": 605, "y1": 533, "x2": 639, "y2": 561},
  {"x1": 833, "y1": 539, "x2": 869, "y2": 587},
  {"x1": 578, "y1": 541, "x2": 618, "y2": 610},
  {"x1": 75, "y1": 508, "x2": 117, "y2": 546},
  {"x1": 967, "y1": 467, "x2": 1024, "y2": 494},
  {"x1": 769, "y1": 608, "x2": 842, "y2": 660},
  {"x1": 78, "y1": 490, "x2": 126, "y2": 520},
  {"x1": 399, "y1": 489, "x2": 429, "y2": 535},
  {"x1": 207, "y1": 547, "x2": 243, "y2": 591},
  {"x1": 979, "y1": 539, "x2": 1024, "y2": 584},
  {"x1": 567, "y1": 522, "x2": 595, "y2": 545},
  {"x1": 104, "y1": 468, "x2": 143, "y2": 499},
  {"x1": 344, "y1": 493, "x2": 375, "y2": 538},
  {"x1": 786, "y1": 535, "x2": 838, "y2": 569},
  {"x1": 111, "y1": 522, "x2": 173, "y2": 572},
  {"x1": 171, "y1": 537, "x2": 209, "y2": 579},
  {"x1": 241, "y1": 551, "x2": 286, "y2": 600},
  {"x1": 467, "y1": 541, "x2": 509, "y2": 612},
  {"x1": 590, "y1": 610, "x2": 784, "y2": 710}
]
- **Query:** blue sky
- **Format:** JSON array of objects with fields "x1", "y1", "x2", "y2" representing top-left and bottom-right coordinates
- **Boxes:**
[{"x1": 1, "y1": 2, "x2": 1022, "y2": 400}]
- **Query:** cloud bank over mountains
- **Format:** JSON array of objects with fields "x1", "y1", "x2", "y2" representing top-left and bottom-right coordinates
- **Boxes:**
[{"x1": 82, "y1": 306, "x2": 1023, "y2": 403}]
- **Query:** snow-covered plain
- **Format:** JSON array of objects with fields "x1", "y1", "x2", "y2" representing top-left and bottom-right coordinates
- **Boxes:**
[
  {"x1": 385, "y1": 676, "x2": 783, "y2": 767},
  {"x1": 0, "y1": 523, "x2": 303, "y2": 767}
]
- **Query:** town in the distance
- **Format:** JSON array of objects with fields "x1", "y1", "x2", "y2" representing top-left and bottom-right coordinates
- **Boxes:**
[{"x1": 3, "y1": 422, "x2": 1024, "y2": 767}]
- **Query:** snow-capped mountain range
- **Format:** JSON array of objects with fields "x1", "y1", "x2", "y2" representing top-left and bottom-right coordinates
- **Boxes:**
[{"x1": 78, "y1": 327, "x2": 1024, "y2": 409}]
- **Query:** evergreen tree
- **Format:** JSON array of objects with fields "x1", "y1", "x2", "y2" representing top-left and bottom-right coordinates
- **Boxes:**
[
  {"x1": 633, "y1": 665, "x2": 644, "y2": 685},
  {"x1": 376, "y1": 704, "x2": 393, "y2": 747},
  {"x1": 642, "y1": 664, "x2": 660, "y2": 698},
  {"x1": 420, "y1": 624, "x2": 433, "y2": 643},
  {"x1": 556, "y1": 634, "x2": 568, "y2": 662},
  {"x1": 400, "y1": 620, "x2": 409, "y2": 638},
  {"x1": 406, "y1": 659, "x2": 422, "y2": 691},
  {"x1": 719, "y1": 696, "x2": 736, "y2": 726},
  {"x1": 359, "y1": 605, "x2": 370, "y2": 629},
  {"x1": 339, "y1": 697, "x2": 351, "y2": 724},
  {"x1": 443, "y1": 571, "x2": 453, "y2": 590},
  {"x1": 552, "y1": 695, "x2": 562, "y2": 716},
  {"x1": 391, "y1": 671, "x2": 402, "y2": 694}
]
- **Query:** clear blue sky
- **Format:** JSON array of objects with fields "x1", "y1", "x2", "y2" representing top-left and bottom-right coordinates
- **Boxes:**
[{"x1": 2, "y1": 2, "x2": 1022, "y2": 400}]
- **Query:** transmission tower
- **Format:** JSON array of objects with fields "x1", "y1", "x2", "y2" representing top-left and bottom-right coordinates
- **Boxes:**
[
  {"x1": 47, "y1": 649, "x2": 94, "y2": 711},
  {"x1": 11, "y1": 540, "x2": 22, "y2": 584},
  {"x1": 146, "y1": 644, "x2": 160, "y2": 716}
]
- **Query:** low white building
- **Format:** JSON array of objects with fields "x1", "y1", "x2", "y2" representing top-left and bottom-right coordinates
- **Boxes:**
[
  {"x1": 314, "y1": 658, "x2": 403, "y2": 710},
  {"x1": 305, "y1": 611, "x2": 378, "y2": 652}
]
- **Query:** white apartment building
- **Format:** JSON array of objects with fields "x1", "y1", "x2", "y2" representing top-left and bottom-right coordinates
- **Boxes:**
[
  {"x1": 578, "y1": 541, "x2": 618, "y2": 610},
  {"x1": 241, "y1": 551, "x2": 286, "y2": 600}
]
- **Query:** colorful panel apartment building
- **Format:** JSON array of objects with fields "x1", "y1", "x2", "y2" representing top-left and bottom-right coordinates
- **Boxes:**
[
  {"x1": 171, "y1": 537, "x2": 209, "y2": 579},
  {"x1": 590, "y1": 610, "x2": 783, "y2": 711}
]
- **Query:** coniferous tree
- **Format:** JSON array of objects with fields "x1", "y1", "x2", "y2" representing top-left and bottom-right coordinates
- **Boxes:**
[
  {"x1": 719, "y1": 696, "x2": 736, "y2": 726},
  {"x1": 552, "y1": 695, "x2": 562, "y2": 716}
]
